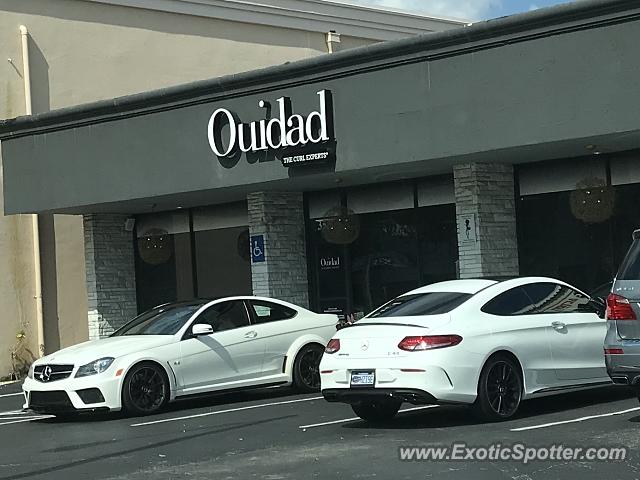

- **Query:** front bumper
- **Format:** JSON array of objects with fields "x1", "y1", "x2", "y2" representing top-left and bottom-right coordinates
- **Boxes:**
[{"x1": 22, "y1": 374, "x2": 123, "y2": 414}]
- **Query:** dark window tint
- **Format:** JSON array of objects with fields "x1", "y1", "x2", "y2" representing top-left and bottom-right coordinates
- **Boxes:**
[
  {"x1": 368, "y1": 292, "x2": 471, "y2": 317},
  {"x1": 249, "y1": 301, "x2": 297, "y2": 324},
  {"x1": 112, "y1": 303, "x2": 203, "y2": 336},
  {"x1": 522, "y1": 282, "x2": 589, "y2": 314},
  {"x1": 481, "y1": 287, "x2": 532, "y2": 316},
  {"x1": 618, "y1": 239, "x2": 640, "y2": 280},
  {"x1": 194, "y1": 301, "x2": 250, "y2": 332}
]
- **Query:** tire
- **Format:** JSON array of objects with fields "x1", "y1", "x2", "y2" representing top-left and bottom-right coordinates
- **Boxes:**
[
  {"x1": 121, "y1": 362, "x2": 169, "y2": 416},
  {"x1": 473, "y1": 354, "x2": 523, "y2": 421},
  {"x1": 351, "y1": 399, "x2": 402, "y2": 423},
  {"x1": 293, "y1": 344, "x2": 324, "y2": 393}
]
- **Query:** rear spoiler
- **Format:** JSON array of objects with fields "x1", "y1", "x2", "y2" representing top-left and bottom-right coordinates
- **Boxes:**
[{"x1": 634, "y1": 229, "x2": 640, "y2": 240}]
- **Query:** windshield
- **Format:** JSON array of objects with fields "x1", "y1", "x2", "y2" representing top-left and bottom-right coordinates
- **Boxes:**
[
  {"x1": 367, "y1": 292, "x2": 472, "y2": 317},
  {"x1": 618, "y1": 239, "x2": 640, "y2": 281},
  {"x1": 111, "y1": 303, "x2": 204, "y2": 336}
]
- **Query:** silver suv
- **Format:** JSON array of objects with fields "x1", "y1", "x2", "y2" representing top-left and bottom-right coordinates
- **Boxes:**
[{"x1": 605, "y1": 229, "x2": 640, "y2": 394}]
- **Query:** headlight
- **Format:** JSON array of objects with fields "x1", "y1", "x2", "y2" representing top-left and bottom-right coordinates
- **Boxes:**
[
  {"x1": 75, "y1": 357, "x2": 115, "y2": 378},
  {"x1": 27, "y1": 364, "x2": 34, "y2": 379}
]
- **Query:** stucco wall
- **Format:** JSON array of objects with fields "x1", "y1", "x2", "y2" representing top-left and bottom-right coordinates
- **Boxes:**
[
  {"x1": 0, "y1": 0, "x2": 389, "y2": 377},
  {"x1": 0, "y1": 0, "x2": 378, "y2": 111},
  {"x1": 0, "y1": 150, "x2": 39, "y2": 379}
]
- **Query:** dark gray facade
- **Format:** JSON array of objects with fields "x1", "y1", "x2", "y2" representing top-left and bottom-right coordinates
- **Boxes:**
[{"x1": 2, "y1": 0, "x2": 640, "y2": 216}]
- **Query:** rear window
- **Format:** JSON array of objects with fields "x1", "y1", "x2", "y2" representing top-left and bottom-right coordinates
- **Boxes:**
[
  {"x1": 367, "y1": 292, "x2": 471, "y2": 318},
  {"x1": 618, "y1": 239, "x2": 640, "y2": 280}
]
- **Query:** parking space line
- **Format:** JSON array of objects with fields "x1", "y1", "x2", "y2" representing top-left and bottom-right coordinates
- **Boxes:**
[
  {"x1": 511, "y1": 406, "x2": 640, "y2": 431},
  {"x1": 0, "y1": 416, "x2": 53, "y2": 426},
  {"x1": 298, "y1": 405, "x2": 439, "y2": 430},
  {"x1": 131, "y1": 395, "x2": 324, "y2": 427},
  {"x1": 0, "y1": 392, "x2": 23, "y2": 398}
]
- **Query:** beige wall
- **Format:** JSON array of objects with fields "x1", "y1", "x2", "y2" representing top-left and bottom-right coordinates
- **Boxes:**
[
  {"x1": 0, "y1": 0, "x2": 398, "y2": 377},
  {"x1": 0, "y1": 0, "x2": 376, "y2": 110},
  {"x1": 0, "y1": 149, "x2": 39, "y2": 380}
]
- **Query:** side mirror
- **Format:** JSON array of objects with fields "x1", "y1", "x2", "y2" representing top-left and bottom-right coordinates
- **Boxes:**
[{"x1": 192, "y1": 324, "x2": 214, "y2": 336}]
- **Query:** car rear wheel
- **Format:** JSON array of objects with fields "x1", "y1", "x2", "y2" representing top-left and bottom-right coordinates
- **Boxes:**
[
  {"x1": 474, "y1": 355, "x2": 523, "y2": 421},
  {"x1": 122, "y1": 362, "x2": 169, "y2": 416},
  {"x1": 351, "y1": 399, "x2": 402, "y2": 423},
  {"x1": 293, "y1": 344, "x2": 324, "y2": 393}
]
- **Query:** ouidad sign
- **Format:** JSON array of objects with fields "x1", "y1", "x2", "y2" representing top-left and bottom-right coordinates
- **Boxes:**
[{"x1": 206, "y1": 90, "x2": 335, "y2": 167}]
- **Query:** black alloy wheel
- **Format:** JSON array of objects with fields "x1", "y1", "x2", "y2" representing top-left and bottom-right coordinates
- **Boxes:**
[
  {"x1": 293, "y1": 344, "x2": 324, "y2": 393},
  {"x1": 122, "y1": 362, "x2": 168, "y2": 416},
  {"x1": 474, "y1": 356, "x2": 522, "y2": 421}
]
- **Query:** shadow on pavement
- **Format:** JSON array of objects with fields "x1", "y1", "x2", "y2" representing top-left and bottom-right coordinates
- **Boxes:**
[
  {"x1": 35, "y1": 386, "x2": 308, "y2": 424},
  {"x1": 343, "y1": 385, "x2": 636, "y2": 430}
]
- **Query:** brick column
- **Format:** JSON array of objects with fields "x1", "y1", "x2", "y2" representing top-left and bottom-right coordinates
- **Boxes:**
[
  {"x1": 247, "y1": 192, "x2": 309, "y2": 308},
  {"x1": 83, "y1": 214, "x2": 137, "y2": 339},
  {"x1": 453, "y1": 163, "x2": 519, "y2": 278}
]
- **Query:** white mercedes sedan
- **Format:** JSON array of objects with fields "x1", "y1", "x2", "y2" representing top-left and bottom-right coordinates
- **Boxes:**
[
  {"x1": 23, "y1": 296, "x2": 337, "y2": 416},
  {"x1": 320, "y1": 277, "x2": 610, "y2": 422}
]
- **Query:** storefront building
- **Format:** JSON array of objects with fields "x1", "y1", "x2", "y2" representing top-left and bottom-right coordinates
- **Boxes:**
[
  {"x1": 1, "y1": 0, "x2": 639, "y2": 336},
  {"x1": 0, "y1": 0, "x2": 463, "y2": 377}
]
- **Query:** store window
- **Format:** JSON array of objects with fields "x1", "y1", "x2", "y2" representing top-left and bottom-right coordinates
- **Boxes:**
[
  {"x1": 134, "y1": 202, "x2": 251, "y2": 313},
  {"x1": 194, "y1": 227, "x2": 251, "y2": 298},
  {"x1": 308, "y1": 185, "x2": 457, "y2": 319},
  {"x1": 135, "y1": 212, "x2": 193, "y2": 312},
  {"x1": 193, "y1": 203, "x2": 251, "y2": 298},
  {"x1": 518, "y1": 181, "x2": 640, "y2": 294}
]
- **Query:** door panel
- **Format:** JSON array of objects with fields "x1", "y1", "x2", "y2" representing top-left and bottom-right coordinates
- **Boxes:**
[
  {"x1": 176, "y1": 300, "x2": 265, "y2": 393},
  {"x1": 247, "y1": 300, "x2": 301, "y2": 377},
  {"x1": 521, "y1": 282, "x2": 607, "y2": 381},
  {"x1": 487, "y1": 316, "x2": 557, "y2": 391},
  {"x1": 481, "y1": 286, "x2": 557, "y2": 391},
  {"x1": 545, "y1": 313, "x2": 607, "y2": 380}
]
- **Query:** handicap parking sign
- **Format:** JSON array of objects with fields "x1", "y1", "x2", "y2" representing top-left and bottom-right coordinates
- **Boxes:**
[{"x1": 251, "y1": 234, "x2": 265, "y2": 263}]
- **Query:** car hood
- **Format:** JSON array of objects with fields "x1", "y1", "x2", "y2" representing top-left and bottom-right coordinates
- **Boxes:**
[{"x1": 34, "y1": 336, "x2": 175, "y2": 366}]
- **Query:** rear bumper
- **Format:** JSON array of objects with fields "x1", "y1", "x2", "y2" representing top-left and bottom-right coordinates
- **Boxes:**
[
  {"x1": 323, "y1": 388, "x2": 440, "y2": 405},
  {"x1": 605, "y1": 351, "x2": 640, "y2": 386},
  {"x1": 606, "y1": 366, "x2": 640, "y2": 386},
  {"x1": 319, "y1": 352, "x2": 481, "y2": 405}
]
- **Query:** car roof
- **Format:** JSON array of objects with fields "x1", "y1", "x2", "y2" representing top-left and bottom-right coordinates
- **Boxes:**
[
  {"x1": 147, "y1": 296, "x2": 304, "y2": 311},
  {"x1": 403, "y1": 279, "x2": 498, "y2": 295}
]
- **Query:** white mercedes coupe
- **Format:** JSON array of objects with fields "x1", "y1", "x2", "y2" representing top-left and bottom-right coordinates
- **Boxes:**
[
  {"x1": 23, "y1": 296, "x2": 338, "y2": 416},
  {"x1": 320, "y1": 277, "x2": 610, "y2": 422}
]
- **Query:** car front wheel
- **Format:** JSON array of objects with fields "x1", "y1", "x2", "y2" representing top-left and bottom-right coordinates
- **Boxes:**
[
  {"x1": 351, "y1": 399, "x2": 402, "y2": 423},
  {"x1": 474, "y1": 355, "x2": 523, "y2": 421},
  {"x1": 122, "y1": 362, "x2": 169, "y2": 416}
]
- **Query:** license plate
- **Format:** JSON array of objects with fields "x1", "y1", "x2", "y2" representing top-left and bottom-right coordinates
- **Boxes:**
[{"x1": 350, "y1": 370, "x2": 375, "y2": 387}]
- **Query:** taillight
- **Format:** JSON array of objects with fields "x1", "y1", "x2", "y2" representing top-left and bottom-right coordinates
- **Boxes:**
[
  {"x1": 606, "y1": 294, "x2": 637, "y2": 321},
  {"x1": 398, "y1": 335, "x2": 462, "y2": 351},
  {"x1": 604, "y1": 348, "x2": 624, "y2": 355},
  {"x1": 325, "y1": 339, "x2": 340, "y2": 354}
]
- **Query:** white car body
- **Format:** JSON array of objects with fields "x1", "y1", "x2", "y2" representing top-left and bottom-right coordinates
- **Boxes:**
[
  {"x1": 320, "y1": 277, "x2": 610, "y2": 408},
  {"x1": 23, "y1": 296, "x2": 337, "y2": 414}
]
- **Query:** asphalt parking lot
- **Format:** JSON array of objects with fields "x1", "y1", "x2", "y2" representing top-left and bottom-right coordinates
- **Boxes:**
[{"x1": 1, "y1": 381, "x2": 639, "y2": 480}]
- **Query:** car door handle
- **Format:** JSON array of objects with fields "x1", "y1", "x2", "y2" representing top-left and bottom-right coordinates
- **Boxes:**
[
  {"x1": 244, "y1": 331, "x2": 258, "y2": 339},
  {"x1": 551, "y1": 321, "x2": 566, "y2": 330}
]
